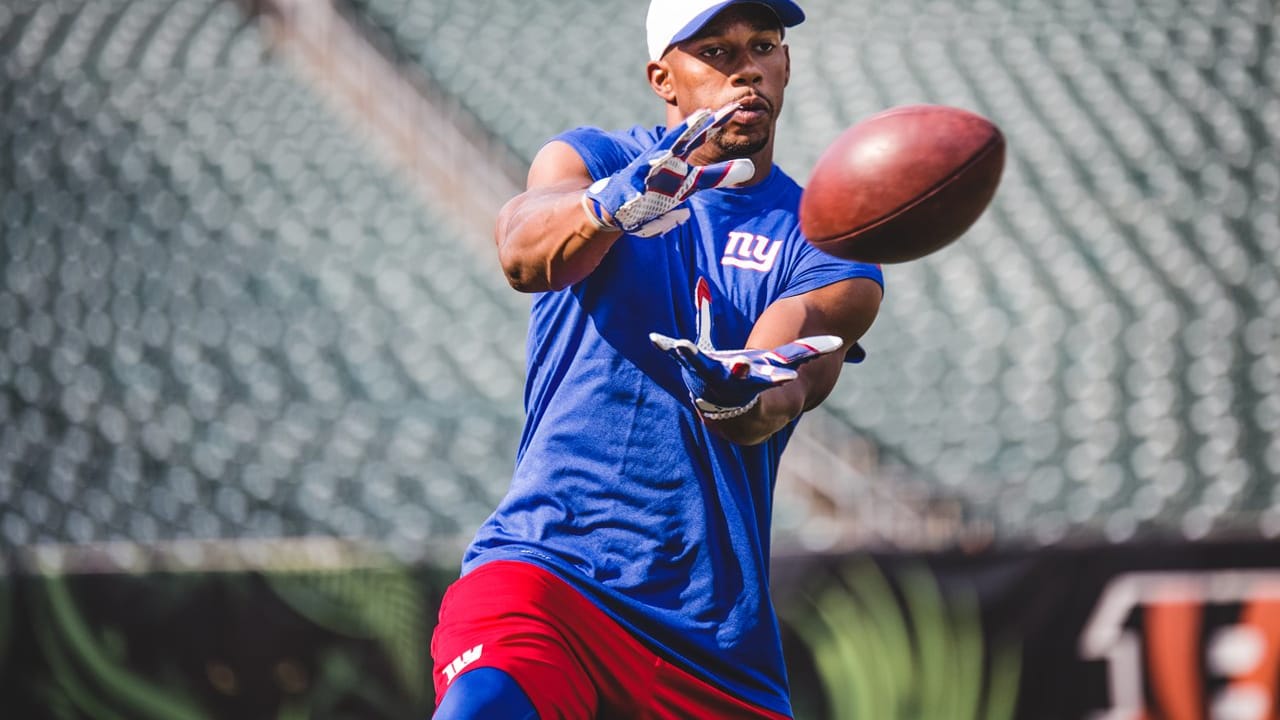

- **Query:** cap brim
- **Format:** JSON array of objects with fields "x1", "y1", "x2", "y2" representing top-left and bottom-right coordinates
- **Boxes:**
[{"x1": 666, "y1": 0, "x2": 805, "y2": 52}]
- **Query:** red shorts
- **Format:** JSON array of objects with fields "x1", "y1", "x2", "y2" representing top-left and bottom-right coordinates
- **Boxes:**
[{"x1": 430, "y1": 560, "x2": 791, "y2": 720}]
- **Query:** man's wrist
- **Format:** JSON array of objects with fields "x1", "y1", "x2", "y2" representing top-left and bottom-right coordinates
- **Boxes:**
[
  {"x1": 580, "y1": 190, "x2": 617, "y2": 232},
  {"x1": 694, "y1": 394, "x2": 760, "y2": 421}
]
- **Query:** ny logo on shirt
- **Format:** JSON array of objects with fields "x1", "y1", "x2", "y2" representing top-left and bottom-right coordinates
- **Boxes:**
[{"x1": 721, "y1": 231, "x2": 782, "y2": 273}]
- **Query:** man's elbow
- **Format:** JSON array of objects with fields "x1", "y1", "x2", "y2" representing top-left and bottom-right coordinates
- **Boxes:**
[
  {"x1": 499, "y1": 255, "x2": 553, "y2": 293},
  {"x1": 494, "y1": 200, "x2": 545, "y2": 292},
  {"x1": 499, "y1": 241, "x2": 589, "y2": 293},
  {"x1": 493, "y1": 221, "x2": 552, "y2": 292},
  {"x1": 496, "y1": 249, "x2": 531, "y2": 291}
]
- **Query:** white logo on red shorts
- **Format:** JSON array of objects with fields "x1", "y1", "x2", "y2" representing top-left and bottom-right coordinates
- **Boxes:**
[{"x1": 442, "y1": 644, "x2": 483, "y2": 684}]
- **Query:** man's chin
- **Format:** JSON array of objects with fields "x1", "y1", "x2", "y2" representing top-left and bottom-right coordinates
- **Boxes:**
[{"x1": 714, "y1": 131, "x2": 770, "y2": 159}]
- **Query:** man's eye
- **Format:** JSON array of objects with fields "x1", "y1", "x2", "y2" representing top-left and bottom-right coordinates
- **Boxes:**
[
  {"x1": 700, "y1": 47, "x2": 726, "y2": 58},
  {"x1": 755, "y1": 43, "x2": 776, "y2": 53}
]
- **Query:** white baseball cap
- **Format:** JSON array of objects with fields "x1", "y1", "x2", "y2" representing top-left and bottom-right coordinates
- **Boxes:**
[{"x1": 646, "y1": 0, "x2": 805, "y2": 62}]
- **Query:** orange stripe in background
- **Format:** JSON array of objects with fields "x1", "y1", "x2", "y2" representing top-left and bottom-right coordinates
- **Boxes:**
[
  {"x1": 1146, "y1": 601, "x2": 1203, "y2": 720},
  {"x1": 1231, "y1": 593, "x2": 1280, "y2": 719}
]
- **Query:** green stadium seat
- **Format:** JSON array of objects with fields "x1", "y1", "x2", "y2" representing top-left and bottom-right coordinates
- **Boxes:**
[
  {"x1": 0, "y1": 0, "x2": 528, "y2": 560},
  {"x1": 3, "y1": 0, "x2": 1277, "y2": 554}
]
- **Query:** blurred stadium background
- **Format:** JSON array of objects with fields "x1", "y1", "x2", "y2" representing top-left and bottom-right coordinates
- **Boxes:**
[{"x1": 1, "y1": 0, "x2": 1276, "y2": 718}]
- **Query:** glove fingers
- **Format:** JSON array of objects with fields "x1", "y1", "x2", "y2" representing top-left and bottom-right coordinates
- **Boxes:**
[
  {"x1": 649, "y1": 333, "x2": 704, "y2": 368},
  {"x1": 632, "y1": 207, "x2": 691, "y2": 238},
  {"x1": 689, "y1": 159, "x2": 756, "y2": 192},
  {"x1": 653, "y1": 331, "x2": 841, "y2": 413},
  {"x1": 708, "y1": 358, "x2": 782, "y2": 404},
  {"x1": 652, "y1": 332, "x2": 745, "y2": 383},
  {"x1": 702, "y1": 350, "x2": 795, "y2": 390},
  {"x1": 752, "y1": 365, "x2": 799, "y2": 385},
  {"x1": 598, "y1": 102, "x2": 745, "y2": 230},
  {"x1": 683, "y1": 345, "x2": 730, "y2": 379},
  {"x1": 650, "y1": 332, "x2": 689, "y2": 354},
  {"x1": 765, "y1": 335, "x2": 845, "y2": 368},
  {"x1": 672, "y1": 102, "x2": 739, "y2": 158},
  {"x1": 703, "y1": 348, "x2": 770, "y2": 364},
  {"x1": 668, "y1": 108, "x2": 716, "y2": 157}
]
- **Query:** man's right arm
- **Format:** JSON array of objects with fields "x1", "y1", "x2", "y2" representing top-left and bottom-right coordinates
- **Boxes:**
[{"x1": 495, "y1": 141, "x2": 622, "y2": 293}]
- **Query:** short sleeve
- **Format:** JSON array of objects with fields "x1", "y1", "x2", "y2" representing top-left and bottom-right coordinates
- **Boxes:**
[
  {"x1": 551, "y1": 126, "x2": 650, "y2": 182},
  {"x1": 780, "y1": 239, "x2": 884, "y2": 301}
]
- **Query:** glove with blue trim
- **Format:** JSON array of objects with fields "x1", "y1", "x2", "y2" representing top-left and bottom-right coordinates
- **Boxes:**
[
  {"x1": 582, "y1": 102, "x2": 755, "y2": 237},
  {"x1": 649, "y1": 333, "x2": 845, "y2": 420}
]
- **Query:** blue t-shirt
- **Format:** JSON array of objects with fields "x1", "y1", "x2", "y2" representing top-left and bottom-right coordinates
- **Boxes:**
[{"x1": 464, "y1": 125, "x2": 884, "y2": 715}]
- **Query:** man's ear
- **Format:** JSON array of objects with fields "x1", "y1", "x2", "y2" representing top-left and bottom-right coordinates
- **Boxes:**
[
  {"x1": 648, "y1": 60, "x2": 677, "y2": 104},
  {"x1": 783, "y1": 44, "x2": 791, "y2": 86}
]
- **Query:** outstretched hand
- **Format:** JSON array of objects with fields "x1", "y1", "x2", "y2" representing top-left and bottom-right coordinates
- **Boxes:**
[
  {"x1": 650, "y1": 333, "x2": 844, "y2": 420},
  {"x1": 583, "y1": 102, "x2": 755, "y2": 237}
]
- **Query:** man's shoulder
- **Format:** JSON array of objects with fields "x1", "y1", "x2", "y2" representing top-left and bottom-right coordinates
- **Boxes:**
[
  {"x1": 555, "y1": 124, "x2": 661, "y2": 153},
  {"x1": 551, "y1": 124, "x2": 663, "y2": 180}
]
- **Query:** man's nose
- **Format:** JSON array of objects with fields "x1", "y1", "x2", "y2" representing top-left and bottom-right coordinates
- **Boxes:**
[{"x1": 730, "y1": 57, "x2": 764, "y2": 86}]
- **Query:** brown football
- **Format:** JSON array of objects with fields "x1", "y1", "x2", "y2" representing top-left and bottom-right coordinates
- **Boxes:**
[{"x1": 799, "y1": 105, "x2": 1005, "y2": 264}]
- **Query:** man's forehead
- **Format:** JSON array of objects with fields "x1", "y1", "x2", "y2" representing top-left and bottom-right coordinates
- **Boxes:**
[{"x1": 687, "y1": 4, "x2": 784, "y2": 41}]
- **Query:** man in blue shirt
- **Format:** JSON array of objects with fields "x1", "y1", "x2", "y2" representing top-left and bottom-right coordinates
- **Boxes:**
[{"x1": 431, "y1": 1, "x2": 884, "y2": 717}]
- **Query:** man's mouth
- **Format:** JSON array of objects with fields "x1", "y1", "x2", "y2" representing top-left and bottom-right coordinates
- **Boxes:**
[{"x1": 730, "y1": 97, "x2": 771, "y2": 124}]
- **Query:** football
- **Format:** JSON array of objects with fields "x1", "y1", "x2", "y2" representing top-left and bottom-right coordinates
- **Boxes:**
[{"x1": 799, "y1": 104, "x2": 1006, "y2": 264}]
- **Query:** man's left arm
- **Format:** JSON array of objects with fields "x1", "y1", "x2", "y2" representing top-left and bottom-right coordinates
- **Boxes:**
[{"x1": 709, "y1": 276, "x2": 882, "y2": 445}]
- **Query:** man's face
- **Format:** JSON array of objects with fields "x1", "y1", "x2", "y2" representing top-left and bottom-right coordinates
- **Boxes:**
[{"x1": 657, "y1": 5, "x2": 791, "y2": 160}]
